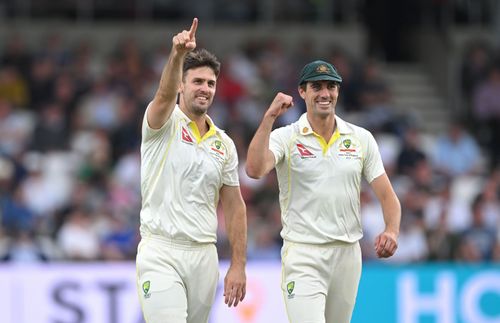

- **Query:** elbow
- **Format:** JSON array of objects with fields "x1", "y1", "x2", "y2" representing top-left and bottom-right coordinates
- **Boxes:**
[{"x1": 245, "y1": 163, "x2": 264, "y2": 179}]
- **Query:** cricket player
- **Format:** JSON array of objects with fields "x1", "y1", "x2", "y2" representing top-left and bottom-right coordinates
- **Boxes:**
[
  {"x1": 136, "y1": 18, "x2": 247, "y2": 323},
  {"x1": 246, "y1": 60, "x2": 401, "y2": 323}
]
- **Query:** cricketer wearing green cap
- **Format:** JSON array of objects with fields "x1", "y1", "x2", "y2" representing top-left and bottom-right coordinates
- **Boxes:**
[{"x1": 246, "y1": 59, "x2": 401, "y2": 323}]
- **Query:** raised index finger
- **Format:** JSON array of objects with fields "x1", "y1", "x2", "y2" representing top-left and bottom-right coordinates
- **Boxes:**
[{"x1": 189, "y1": 18, "x2": 198, "y2": 38}]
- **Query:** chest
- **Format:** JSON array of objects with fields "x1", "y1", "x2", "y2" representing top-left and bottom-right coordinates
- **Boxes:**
[
  {"x1": 288, "y1": 136, "x2": 364, "y2": 179},
  {"x1": 168, "y1": 125, "x2": 227, "y2": 178}
]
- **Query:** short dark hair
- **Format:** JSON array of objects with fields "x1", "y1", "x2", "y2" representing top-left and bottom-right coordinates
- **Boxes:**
[
  {"x1": 299, "y1": 81, "x2": 340, "y2": 91},
  {"x1": 183, "y1": 49, "x2": 221, "y2": 78}
]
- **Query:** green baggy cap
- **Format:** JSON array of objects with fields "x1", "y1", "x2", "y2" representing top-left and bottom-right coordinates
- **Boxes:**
[{"x1": 298, "y1": 60, "x2": 342, "y2": 85}]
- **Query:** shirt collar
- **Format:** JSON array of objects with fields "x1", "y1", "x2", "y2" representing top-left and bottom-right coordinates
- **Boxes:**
[
  {"x1": 297, "y1": 113, "x2": 353, "y2": 136},
  {"x1": 176, "y1": 105, "x2": 224, "y2": 135}
]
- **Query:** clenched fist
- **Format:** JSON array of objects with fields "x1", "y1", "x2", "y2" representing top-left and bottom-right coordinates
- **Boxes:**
[{"x1": 265, "y1": 92, "x2": 294, "y2": 120}]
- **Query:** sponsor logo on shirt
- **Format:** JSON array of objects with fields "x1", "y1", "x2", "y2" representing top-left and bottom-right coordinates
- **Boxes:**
[
  {"x1": 296, "y1": 143, "x2": 316, "y2": 158},
  {"x1": 181, "y1": 126, "x2": 194, "y2": 144}
]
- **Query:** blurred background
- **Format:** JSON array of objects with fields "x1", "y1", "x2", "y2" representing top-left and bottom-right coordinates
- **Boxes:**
[{"x1": 0, "y1": 0, "x2": 499, "y2": 322}]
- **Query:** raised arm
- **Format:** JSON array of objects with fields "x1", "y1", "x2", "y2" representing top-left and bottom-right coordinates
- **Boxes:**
[
  {"x1": 147, "y1": 18, "x2": 198, "y2": 129},
  {"x1": 219, "y1": 184, "x2": 247, "y2": 307},
  {"x1": 246, "y1": 92, "x2": 293, "y2": 178},
  {"x1": 370, "y1": 173, "x2": 401, "y2": 258}
]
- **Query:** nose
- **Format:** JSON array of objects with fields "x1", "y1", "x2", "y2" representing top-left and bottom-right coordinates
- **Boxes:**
[
  {"x1": 318, "y1": 86, "x2": 330, "y2": 97},
  {"x1": 199, "y1": 82, "x2": 210, "y2": 93}
]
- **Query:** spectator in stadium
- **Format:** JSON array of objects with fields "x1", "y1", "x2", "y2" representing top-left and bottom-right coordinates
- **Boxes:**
[
  {"x1": 431, "y1": 119, "x2": 482, "y2": 177},
  {"x1": 456, "y1": 194, "x2": 498, "y2": 261},
  {"x1": 472, "y1": 64, "x2": 500, "y2": 167},
  {"x1": 135, "y1": 18, "x2": 247, "y2": 323},
  {"x1": 246, "y1": 59, "x2": 401, "y2": 323}
]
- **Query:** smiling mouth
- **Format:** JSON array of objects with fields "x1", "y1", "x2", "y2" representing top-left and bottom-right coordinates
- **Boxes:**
[
  {"x1": 196, "y1": 96, "x2": 209, "y2": 103},
  {"x1": 317, "y1": 101, "x2": 331, "y2": 106}
]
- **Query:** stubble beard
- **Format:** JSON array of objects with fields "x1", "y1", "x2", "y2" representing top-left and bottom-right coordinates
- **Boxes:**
[{"x1": 190, "y1": 101, "x2": 210, "y2": 116}]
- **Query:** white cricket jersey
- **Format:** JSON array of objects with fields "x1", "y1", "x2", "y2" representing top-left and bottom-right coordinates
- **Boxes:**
[
  {"x1": 269, "y1": 113, "x2": 385, "y2": 244},
  {"x1": 140, "y1": 104, "x2": 239, "y2": 243}
]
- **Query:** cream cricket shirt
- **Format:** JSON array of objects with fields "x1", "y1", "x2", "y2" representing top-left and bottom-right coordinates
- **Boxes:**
[
  {"x1": 269, "y1": 113, "x2": 385, "y2": 244},
  {"x1": 140, "y1": 105, "x2": 239, "y2": 243}
]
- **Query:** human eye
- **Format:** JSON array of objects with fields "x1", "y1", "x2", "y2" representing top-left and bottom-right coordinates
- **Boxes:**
[{"x1": 311, "y1": 83, "x2": 321, "y2": 90}]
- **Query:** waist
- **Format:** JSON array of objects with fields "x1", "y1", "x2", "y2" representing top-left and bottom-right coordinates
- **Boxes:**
[
  {"x1": 283, "y1": 239, "x2": 358, "y2": 248},
  {"x1": 141, "y1": 233, "x2": 215, "y2": 250}
]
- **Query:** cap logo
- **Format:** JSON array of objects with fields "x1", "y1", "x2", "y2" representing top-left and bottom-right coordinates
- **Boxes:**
[{"x1": 316, "y1": 64, "x2": 330, "y2": 73}]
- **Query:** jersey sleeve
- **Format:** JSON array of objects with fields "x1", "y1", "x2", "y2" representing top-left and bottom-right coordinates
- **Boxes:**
[
  {"x1": 141, "y1": 102, "x2": 175, "y2": 145},
  {"x1": 222, "y1": 137, "x2": 240, "y2": 186},
  {"x1": 362, "y1": 130, "x2": 386, "y2": 183},
  {"x1": 269, "y1": 126, "x2": 290, "y2": 166}
]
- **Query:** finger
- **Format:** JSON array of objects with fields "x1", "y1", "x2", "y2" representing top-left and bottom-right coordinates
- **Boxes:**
[
  {"x1": 185, "y1": 41, "x2": 196, "y2": 50},
  {"x1": 233, "y1": 293, "x2": 240, "y2": 307},
  {"x1": 181, "y1": 31, "x2": 191, "y2": 43},
  {"x1": 227, "y1": 289, "x2": 236, "y2": 307},
  {"x1": 387, "y1": 242, "x2": 397, "y2": 255},
  {"x1": 189, "y1": 18, "x2": 198, "y2": 38},
  {"x1": 235, "y1": 287, "x2": 244, "y2": 306},
  {"x1": 240, "y1": 287, "x2": 246, "y2": 301},
  {"x1": 173, "y1": 35, "x2": 180, "y2": 46},
  {"x1": 376, "y1": 238, "x2": 386, "y2": 255},
  {"x1": 381, "y1": 237, "x2": 389, "y2": 250},
  {"x1": 224, "y1": 287, "x2": 230, "y2": 304}
]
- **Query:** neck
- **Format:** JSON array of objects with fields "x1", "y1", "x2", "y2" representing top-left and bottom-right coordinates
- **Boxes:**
[
  {"x1": 180, "y1": 104, "x2": 209, "y2": 136},
  {"x1": 308, "y1": 113, "x2": 336, "y2": 141}
]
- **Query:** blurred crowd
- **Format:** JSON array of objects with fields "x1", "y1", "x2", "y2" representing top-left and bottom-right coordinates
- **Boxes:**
[{"x1": 0, "y1": 31, "x2": 499, "y2": 264}]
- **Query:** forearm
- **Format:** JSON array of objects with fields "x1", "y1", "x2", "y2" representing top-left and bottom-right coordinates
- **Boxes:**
[
  {"x1": 155, "y1": 49, "x2": 184, "y2": 103},
  {"x1": 381, "y1": 193, "x2": 401, "y2": 236},
  {"x1": 147, "y1": 51, "x2": 184, "y2": 129},
  {"x1": 226, "y1": 206, "x2": 247, "y2": 268},
  {"x1": 246, "y1": 115, "x2": 276, "y2": 178}
]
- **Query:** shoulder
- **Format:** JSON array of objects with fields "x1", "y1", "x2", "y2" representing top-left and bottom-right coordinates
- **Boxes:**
[
  {"x1": 217, "y1": 130, "x2": 235, "y2": 147},
  {"x1": 272, "y1": 121, "x2": 299, "y2": 138},
  {"x1": 337, "y1": 116, "x2": 374, "y2": 140},
  {"x1": 209, "y1": 122, "x2": 238, "y2": 156}
]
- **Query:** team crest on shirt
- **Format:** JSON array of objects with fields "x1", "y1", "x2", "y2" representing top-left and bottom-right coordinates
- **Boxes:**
[
  {"x1": 296, "y1": 143, "x2": 316, "y2": 159},
  {"x1": 210, "y1": 139, "x2": 226, "y2": 161},
  {"x1": 287, "y1": 281, "x2": 295, "y2": 299},
  {"x1": 336, "y1": 136, "x2": 361, "y2": 159},
  {"x1": 181, "y1": 126, "x2": 194, "y2": 144},
  {"x1": 142, "y1": 281, "x2": 151, "y2": 299}
]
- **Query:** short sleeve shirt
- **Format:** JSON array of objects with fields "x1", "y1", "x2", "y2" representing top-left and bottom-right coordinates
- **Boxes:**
[
  {"x1": 140, "y1": 105, "x2": 239, "y2": 243},
  {"x1": 269, "y1": 113, "x2": 385, "y2": 244}
]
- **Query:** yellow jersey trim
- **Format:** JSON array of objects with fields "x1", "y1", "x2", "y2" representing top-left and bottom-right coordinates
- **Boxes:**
[
  {"x1": 188, "y1": 119, "x2": 217, "y2": 143},
  {"x1": 312, "y1": 127, "x2": 340, "y2": 155}
]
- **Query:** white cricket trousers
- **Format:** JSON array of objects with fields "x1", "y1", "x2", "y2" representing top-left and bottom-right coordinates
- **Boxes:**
[
  {"x1": 281, "y1": 240, "x2": 362, "y2": 323},
  {"x1": 136, "y1": 235, "x2": 219, "y2": 323}
]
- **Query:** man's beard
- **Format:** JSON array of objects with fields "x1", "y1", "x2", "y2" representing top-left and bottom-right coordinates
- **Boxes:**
[{"x1": 190, "y1": 103, "x2": 209, "y2": 116}]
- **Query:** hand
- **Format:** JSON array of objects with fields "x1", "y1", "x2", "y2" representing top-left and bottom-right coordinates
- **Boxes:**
[
  {"x1": 172, "y1": 17, "x2": 198, "y2": 54},
  {"x1": 264, "y1": 92, "x2": 293, "y2": 120},
  {"x1": 223, "y1": 265, "x2": 246, "y2": 307},
  {"x1": 374, "y1": 231, "x2": 398, "y2": 258}
]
